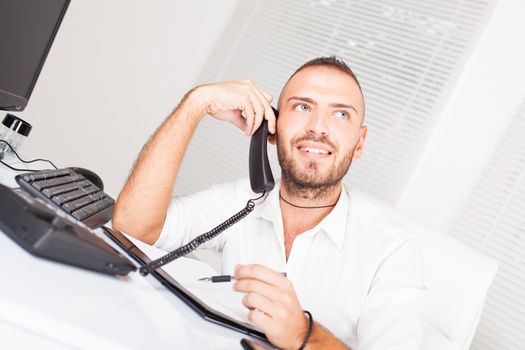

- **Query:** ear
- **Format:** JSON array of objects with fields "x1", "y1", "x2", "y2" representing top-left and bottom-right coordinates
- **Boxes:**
[{"x1": 352, "y1": 125, "x2": 368, "y2": 160}]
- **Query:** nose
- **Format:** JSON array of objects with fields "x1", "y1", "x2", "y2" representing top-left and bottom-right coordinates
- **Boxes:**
[{"x1": 306, "y1": 108, "x2": 329, "y2": 135}]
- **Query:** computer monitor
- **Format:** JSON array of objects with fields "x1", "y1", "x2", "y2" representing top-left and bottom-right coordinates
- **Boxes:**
[{"x1": 0, "y1": 0, "x2": 70, "y2": 112}]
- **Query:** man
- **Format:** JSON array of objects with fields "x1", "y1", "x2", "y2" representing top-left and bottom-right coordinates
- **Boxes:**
[{"x1": 113, "y1": 56, "x2": 424, "y2": 349}]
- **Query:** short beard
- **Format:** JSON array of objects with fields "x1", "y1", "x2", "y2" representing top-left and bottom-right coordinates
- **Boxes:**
[{"x1": 277, "y1": 134, "x2": 354, "y2": 201}]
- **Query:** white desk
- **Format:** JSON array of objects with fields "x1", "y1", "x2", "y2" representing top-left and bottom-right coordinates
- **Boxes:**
[{"x1": 0, "y1": 157, "x2": 258, "y2": 350}]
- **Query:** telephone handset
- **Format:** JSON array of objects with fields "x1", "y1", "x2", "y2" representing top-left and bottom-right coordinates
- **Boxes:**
[
  {"x1": 139, "y1": 107, "x2": 279, "y2": 276},
  {"x1": 249, "y1": 106, "x2": 278, "y2": 194}
]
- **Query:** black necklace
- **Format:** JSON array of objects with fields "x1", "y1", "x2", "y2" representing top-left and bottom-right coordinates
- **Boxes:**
[{"x1": 279, "y1": 191, "x2": 337, "y2": 209}]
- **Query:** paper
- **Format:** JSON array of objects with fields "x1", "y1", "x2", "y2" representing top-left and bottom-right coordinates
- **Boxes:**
[{"x1": 127, "y1": 236, "x2": 253, "y2": 325}]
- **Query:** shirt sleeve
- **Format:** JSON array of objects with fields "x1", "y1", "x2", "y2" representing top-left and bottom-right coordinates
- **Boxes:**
[
  {"x1": 357, "y1": 237, "x2": 426, "y2": 350},
  {"x1": 153, "y1": 180, "x2": 244, "y2": 252}
]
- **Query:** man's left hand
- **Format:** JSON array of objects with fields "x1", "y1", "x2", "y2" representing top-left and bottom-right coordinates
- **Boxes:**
[{"x1": 234, "y1": 264, "x2": 308, "y2": 350}]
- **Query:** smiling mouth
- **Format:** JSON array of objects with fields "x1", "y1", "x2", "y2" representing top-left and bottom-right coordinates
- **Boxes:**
[{"x1": 297, "y1": 146, "x2": 333, "y2": 159}]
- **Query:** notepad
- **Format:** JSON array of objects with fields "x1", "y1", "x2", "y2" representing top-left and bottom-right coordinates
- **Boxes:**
[{"x1": 126, "y1": 235, "x2": 252, "y2": 325}]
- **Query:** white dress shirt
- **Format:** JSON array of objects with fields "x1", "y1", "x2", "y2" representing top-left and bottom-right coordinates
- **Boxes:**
[{"x1": 155, "y1": 178, "x2": 425, "y2": 349}]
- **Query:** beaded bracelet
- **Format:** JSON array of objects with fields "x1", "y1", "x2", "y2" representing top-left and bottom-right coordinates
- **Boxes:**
[{"x1": 298, "y1": 310, "x2": 313, "y2": 350}]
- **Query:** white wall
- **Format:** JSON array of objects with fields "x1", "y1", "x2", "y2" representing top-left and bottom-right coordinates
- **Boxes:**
[
  {"x1": 11, "y1": 0, "x2": 524, "y2": 230},
  {"x1": 397, "y1": 0, "x2": 525, "y2": 229},
  {"x1": 18, "y1": 0, "x2": 525, "y2": 222},
  {"x1": 18, "y1": 0, "x2": 240, "y2": 196}
]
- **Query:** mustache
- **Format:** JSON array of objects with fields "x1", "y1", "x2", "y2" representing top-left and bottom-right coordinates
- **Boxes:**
[{"x1": 292, "y1": 134, "x2": 336, "y2": 151}]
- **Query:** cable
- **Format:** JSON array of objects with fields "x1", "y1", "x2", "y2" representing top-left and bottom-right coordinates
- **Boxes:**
[
  {"x1": 0, "y1": 139, "x2": 58, "y2": 171},
  {"x1": 0, "y1": 159, "x2": 40, "y2": 172},
  {"x1": 0, "y1": 139, "x2": 58, "y2": 168},
  {"x1": 139, "y1": 192, "x2": 266, "y2": 276}
]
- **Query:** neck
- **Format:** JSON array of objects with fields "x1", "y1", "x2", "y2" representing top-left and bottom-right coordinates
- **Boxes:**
[
  {"x1": 280, "y1": 178, "x2": 342, "y2": 207},
  {"x1": 279, "y1": 179, "x2": 342, "y2": 227},
  {"x1": 278, "y1": 180, "x2": 342, "y2": 261}
]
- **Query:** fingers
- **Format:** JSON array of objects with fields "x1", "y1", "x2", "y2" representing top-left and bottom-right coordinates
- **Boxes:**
[
  {"x1": 235, "y1": 264, "x2": 288, "y2": 288},
  {"x1": 244, "y1": 83, "x2": 275, "y2": 136},
  {"x1": 249, "y1": 85, "x2": 276, "y2": 134},
  {"x1": 260, "y1": 89, "x2": 273, "y2": 103},
  {"x1": 258, "y1": 88, "x2": 276, "y2": 133},
  {"x1": 246, "y1": 93, "x2": 264, "y2": 136},
  {"x1": 267, "y1": 109, "x2": 277, "y2": 135},
  {"x1": 234, "y1": 278, "x2": 283, "y2": 303},
  {"x1": 228, "y1": 110, "x2": 247, "y2": 131},
  {"x1": 242, "y1": 291, "x2": 279, "y2": 316},
  {"x1": 247, "y1": 309, "x2": 274, "y2": 333},
  {"x1": 235, "y1": 263, "x2": 306, "y2": 349},
  {"x1": 243, "y1": 294, "x2": 285, "y2": 336},
  {"x1": 239, "y1": 83, "x2": 267, "y2": 136},
  {"x1": 204, "y1": 79, "x2": 274, "y2": 135},
  {"x1": 243, "y1": 96, "x2": 257, "y2": 136}
]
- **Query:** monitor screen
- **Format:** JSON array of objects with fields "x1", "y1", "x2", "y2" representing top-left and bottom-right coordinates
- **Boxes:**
[{"x1": 0, "y1": 0, "x2": 70, "y2": 111}]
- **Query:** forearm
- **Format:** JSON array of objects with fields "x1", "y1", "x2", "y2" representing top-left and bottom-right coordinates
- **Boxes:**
[
  {"x1": 304, "y1": 322, "x2": 350, "y2": 350},
  {"x1": 113, "y1": 80, "x2": 275, "y2": 244},
  {"x1": 113, "y1": 87, "x2": 207, "y2": 244}
]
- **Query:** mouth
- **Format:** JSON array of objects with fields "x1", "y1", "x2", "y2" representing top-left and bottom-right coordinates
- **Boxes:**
[{"x1": 296, "y1": 143, "x2": 333, "y2": 159}]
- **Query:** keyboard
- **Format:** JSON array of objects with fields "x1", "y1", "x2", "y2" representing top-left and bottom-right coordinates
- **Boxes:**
[
  {"x1": 15, "y1": 167, "x2": 115, "y2": 228},
  {"x1": 0, "y1": 183, "x2": 135, "y2": 276}
]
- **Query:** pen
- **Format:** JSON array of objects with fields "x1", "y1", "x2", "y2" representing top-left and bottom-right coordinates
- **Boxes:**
[
  {"x1": 198, "y1": 272, "x2": 287, "y2": 283},
  {"x1": 198, "y1": 275, "x2": 236, "y2": 283}
]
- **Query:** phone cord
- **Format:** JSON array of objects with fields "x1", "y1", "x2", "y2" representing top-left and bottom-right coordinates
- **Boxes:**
[{"x1": 139, "y1": 193, "x2": 264, "y2": 276}]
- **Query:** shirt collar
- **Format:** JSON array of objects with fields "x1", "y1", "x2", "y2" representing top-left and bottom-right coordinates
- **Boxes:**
[
  {"x1": 252, "y1": 180, "x2": 350, "y2": 251},
  {"x1": 252, "y1": 180, "x2": 281, "y2": 221},
  {"x1": 315, "y1": 185, "x2": 349, "y2": 251}
]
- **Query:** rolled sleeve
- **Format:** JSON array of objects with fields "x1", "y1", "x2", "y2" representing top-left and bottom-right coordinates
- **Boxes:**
[
  {"x1": 153, "y1": 179, "x2": 248, "y2": 252},
  {"x1": 154, "y1": 197, "x2": 190, "y2": 251}
]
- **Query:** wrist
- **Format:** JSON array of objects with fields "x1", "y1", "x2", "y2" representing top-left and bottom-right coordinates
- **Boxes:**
[
  {"x1": 176, "y1": 85, "x2": 209, "y2": 123},
  {"x1": 297, "y1": 310, "x2": 313, "y2": 350},
  {"x1": 287, "y1": 311, "x2": 312, "y2": 350},
  {"x1": 188, "y1": 84, "x2": 214, "y2": 118}
]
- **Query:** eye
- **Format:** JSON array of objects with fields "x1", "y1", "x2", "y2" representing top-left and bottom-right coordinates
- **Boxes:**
[
  {"x1": 294, "y1": 103, "x2": 310, "y2": 112},
  {"x1": 335, "y1": 110, "x2": 350, "y2": 120}
]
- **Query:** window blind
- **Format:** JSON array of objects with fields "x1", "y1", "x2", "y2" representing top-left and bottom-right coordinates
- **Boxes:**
[
  {"x1": 450, "y1": 98, "x2": 525, "y2": 350},
  {"x1": 176, "y1": 0, "x2": 495, "y2": 203}
]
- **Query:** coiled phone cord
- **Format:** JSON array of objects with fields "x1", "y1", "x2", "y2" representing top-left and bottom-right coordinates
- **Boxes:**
[{"x1": 139, "y1": 192, "x2": 265, "y2": 276}]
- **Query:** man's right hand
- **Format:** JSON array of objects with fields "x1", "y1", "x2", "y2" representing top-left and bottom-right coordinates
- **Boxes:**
[
  {"x1": 194, "y1": 80, "x2": 276, "y2": 135},
  {"x1": 113, "y1": 79, "x2": 276, "y2": 244}
]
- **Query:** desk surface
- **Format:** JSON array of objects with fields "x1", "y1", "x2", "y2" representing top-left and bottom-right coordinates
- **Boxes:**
[{"x1": 0, "y1": 159, "x2": 254, "y2": 350}]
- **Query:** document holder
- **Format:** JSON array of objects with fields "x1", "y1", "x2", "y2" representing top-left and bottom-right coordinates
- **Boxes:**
[{"x1": 102, "y1": 226, "x2": 269, "y2": 343}]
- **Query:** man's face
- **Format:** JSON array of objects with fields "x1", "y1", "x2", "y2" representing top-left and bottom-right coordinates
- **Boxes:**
[{"x1": 274, "y1": 66, "x2": 367, "y2": 190}]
